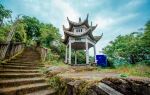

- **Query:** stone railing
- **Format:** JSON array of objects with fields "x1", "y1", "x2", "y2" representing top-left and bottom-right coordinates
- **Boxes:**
[
  {"x1": 0, "y1": 42, "x2": 25, "y2": 60},
  {"x1": 36, "y1": 46, "x2": 49, "y2": 61}
]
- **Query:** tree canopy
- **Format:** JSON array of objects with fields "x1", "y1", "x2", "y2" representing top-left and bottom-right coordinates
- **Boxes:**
[
  {"x1": 103, "y1": 21, "x2": 150, "y2": 66},
  {"x1": 0, "y1": 4, "x2": 12, "y2": 26}
]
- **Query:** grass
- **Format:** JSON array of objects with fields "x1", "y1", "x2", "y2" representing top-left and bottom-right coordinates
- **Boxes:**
[
  {"x1": 96, "y1": 63, "x2": 150, "y2": 78},
  {"x1": 43, "y1": 60, "x2": 68, "y2": 67}
]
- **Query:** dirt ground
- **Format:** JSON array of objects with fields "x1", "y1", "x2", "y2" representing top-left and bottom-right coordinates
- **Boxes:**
[{"x1": 45, "y1": 65, "x2": 150, "y2": 81}]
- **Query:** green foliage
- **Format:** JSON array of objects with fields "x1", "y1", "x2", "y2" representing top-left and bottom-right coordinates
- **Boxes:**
[
  {"x1": 76, "y1": 50, "x2": 86, "y2": 64},
  {"x1": 119, "y1": 73, "x2": 128, "y2": 78},
  {"x1": 0, "y1": 4, "x2": 12, "y2": 26},
  {"x1": 0, "y1": 25, "x2": 10, "y2": 42},
  {"x1": 22, "y1": 16, "x2": 41, "y2": 41},
  {"x1": 13, "y1": 19, "x2": 27, "y2": 42},
  {"x1": 40, "y1": 23, "x2": 60, "y2": 46},
  {"x1": 103, "y1": 20, "x2": 150, "y2": 67},
  {"x1": 47, "y1": 76, "x2": 63, "y2": 90},
  {"x1": 141, "y1": 20, "x2": 150, "y2": 55}
]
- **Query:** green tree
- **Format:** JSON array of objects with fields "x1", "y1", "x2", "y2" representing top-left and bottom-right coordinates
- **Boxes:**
[
  {"x1": 0, "y1": 25, "x2": 11, "y2": 42},
  {"x1": 12, "y1": 18, "x2": 27, "y2": 42},
  {"x1": 22, "y1": 16, "x2": 41, "y2": 42},
  {"x1": 103, "y1": 32, "x2": 144, "y2": 66},
  {"x1": 0, "y1": 4, "x2": 12, "y2": 26},
  {"x1": 40, "y1": 23, "x2": 60, "y2": 47},
  {"x1": 142, "y1": 20, "x2": 150, "y2": 53}
]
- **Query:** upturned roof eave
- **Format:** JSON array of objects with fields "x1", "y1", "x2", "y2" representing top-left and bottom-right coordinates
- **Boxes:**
[
  {"x1": 62, "y1": 26, "x2": 101, "y2": 44},
  {"x1": 63, "y1": 14, "x2": 90, "y2": 31}
]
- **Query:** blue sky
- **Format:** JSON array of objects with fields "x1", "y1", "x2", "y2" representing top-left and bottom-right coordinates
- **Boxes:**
[{"x1": 1, "y1": 0, "x2": 150, "y2": 56}]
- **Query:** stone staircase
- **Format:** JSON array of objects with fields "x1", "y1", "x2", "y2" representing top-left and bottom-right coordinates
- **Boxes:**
[{"x1": 0, "y1": 48, "x2": 56, "y2": 95}]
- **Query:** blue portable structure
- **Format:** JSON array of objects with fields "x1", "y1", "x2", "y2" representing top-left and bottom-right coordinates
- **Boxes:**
[{"x1": 96, "y1": 55, "x2": 107, "y2": 67}]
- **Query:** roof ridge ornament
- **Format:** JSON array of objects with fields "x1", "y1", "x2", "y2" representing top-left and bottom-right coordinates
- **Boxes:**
[
  {"x1": 79, "y1": 17, "x2": 81, "y2": 23},
  {"x1": 86, "y1": 13, "x2": 89, "y2": 21}
]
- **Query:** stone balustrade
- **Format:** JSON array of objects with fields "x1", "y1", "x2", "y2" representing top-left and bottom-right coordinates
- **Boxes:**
[
  {"x1": 0, "y1": 42, "x2": 25, "y2": 60},
  {"x1": 36, "y1": 46, "x2": 48, "y2": 61}
]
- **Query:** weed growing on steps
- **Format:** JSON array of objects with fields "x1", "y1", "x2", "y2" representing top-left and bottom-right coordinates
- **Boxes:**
[
  {"x1": 47, "y1": 75, "x2": 100, "y2": 95},
  {"x1": 38, "y1": 67, "x2": 48, "y2": 74},
  {"x1": 47, "y1": 76, "x2": 68, "y2": 95}
]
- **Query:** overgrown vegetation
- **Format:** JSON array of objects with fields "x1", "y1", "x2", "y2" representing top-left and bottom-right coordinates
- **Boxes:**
[
  {"x1": 47, "y1": 75, "x2": 99, "y2": 95},
  {"x1": 103, "y1": 21, "x2": 150, "y2": 67},
  {"x1": 96, "y1": 63, "x2": 150, "y2": 77}
]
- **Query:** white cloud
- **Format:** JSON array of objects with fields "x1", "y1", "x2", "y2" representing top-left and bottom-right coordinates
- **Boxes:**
[
  {"x1": 6, "y1": 0, "x2": 147, "y2": 56},
  {"x1": 50, "y1": 0, "x2": 80, "y2": 35},
  {"x1": 94, "y1": 13, "x2": 138, "y2": 30},
  {"x1": 20, "y1": 0, "x2": 80, "y2": 37},
  {"x1": 125, "y1": 0, "x2": 145, "y2": 9}
]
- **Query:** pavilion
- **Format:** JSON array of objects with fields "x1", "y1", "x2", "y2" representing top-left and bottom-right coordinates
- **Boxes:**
[{"x1": 63, "y1": 14, "x2": 102, "y2": 65}]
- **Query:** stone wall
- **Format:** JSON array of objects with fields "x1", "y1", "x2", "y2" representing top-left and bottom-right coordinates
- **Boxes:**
[
  {"x1": 101, "y1": 77, "x2": 150, "y2": 95},
  {"x1": 0, "y1": 42, "x2": 25, "y2": 60}
]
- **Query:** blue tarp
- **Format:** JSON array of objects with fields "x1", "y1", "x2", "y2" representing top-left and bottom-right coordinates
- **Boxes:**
[{"x1": 96, "y1": 55, "x2": 107, "y2": 67}]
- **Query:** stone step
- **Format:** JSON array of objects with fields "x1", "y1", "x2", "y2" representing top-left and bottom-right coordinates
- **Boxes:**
[
  {"x1": 0, "y1": 69, "x2": 39, "y2": 73},
  {"x1": 0, "y1": 73, "x2": 42, "y2": 79},
  {"x1": 10, "y1": 58, "x2": 40, "y2": 61},
  {"x1": 25, "y1": 89, "x2": 56, "y2": 95},
  {"x1": 7, "y1": 60, "x2": 35, "y2": 64},
  {"x1": 17, "y1": 55, "x2": 39, "y2": 58},
  {"x1": 0, "y1": 77, "x2": 45, "y2": 88},
  {"x1": 0, "y1": 65, "x2": 39, "y2": 69},
  {"x1": 0, "y1": 83, "x2": 49, "y2": 95},
  {"x1": 1, "y1": 63, "x2": 44, "y2": 67},
  {"x1": 7, "y1": 61, "x2": 39, "y2": 64},
  {"x1": 9, "y1": 60, "x2": 39, "y2": 62}
]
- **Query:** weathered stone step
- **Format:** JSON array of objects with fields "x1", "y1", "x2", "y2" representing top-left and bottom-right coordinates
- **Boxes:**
[
  {"x1": 25, "y1": 89, "x2": 56, "y2": 95},
  {"x1": 1, "y1": 63, "x2": 44, "y2": 67},
  {"x1": 0, "y1": 83, "x2": 49, "y2": 95},
  {"x1": 0, "y1": 73, "x2": 42, "y2": 79},
  {"x1": 7, "y1": 61, "x2": 32, "y2": 63},
  {"x1": 0, "y1": 69, "x2": 39, "y2": 73},
  {"x1": 8, "y1": 60, "x2": 38, "y2": 63},
  {"x1": 0, "y1": 65, "x2": 38, "y2": 69},
  {"x1": 17, "y1": 55, "x2": 39, "y2": 58},
  {"x1": 10, "y1": 58, "x2": 40, "y2": 61},
  {"x1": 0, "y1": 77, "x2": 45, "y2": 88}
]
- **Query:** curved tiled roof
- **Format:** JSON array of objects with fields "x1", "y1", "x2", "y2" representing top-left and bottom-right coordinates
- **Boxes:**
[
  {"x1": 63, "y1": 25, "x2": 98, "y2": 44},
  {"x1": 63, "y1": 14, "x2": 89, "y2": 31},
  {"x1": 62, "y1": 14, "x2": 102, "y2": 44}
]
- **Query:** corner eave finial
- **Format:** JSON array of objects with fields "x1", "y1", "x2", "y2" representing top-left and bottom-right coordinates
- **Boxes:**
[
  {"x1": 101, "y1": 33, "x2": 103, "y2": 37},
  {"x1": 67, "y1": 17, "x2": 71, "y2": 24},
  {"x1": 79, "y1": 17, "x2": 81, "y2": 23},
  {"x1": 86, "y1": 13, "x2": 89, "y2": 21},
  {"x1": 67, "y1": 17, "x2": 69, "y2": 22}
]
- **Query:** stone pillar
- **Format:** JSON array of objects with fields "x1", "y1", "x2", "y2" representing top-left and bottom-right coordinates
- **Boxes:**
[
  {"x1": 86, "y1": 38, "x2": 89, "y2": 64},
  {"x1": 65, "y1": 45, "x2": 68, "y2": 63},
  {"x1": 69, "y1": 40, "x2": 72, "y2": 64},
  {"x1": 75, "y1": 51, "x2": 77, "y2": 65},
  {"x1": 94, "y1": 45, "x2": 96, "y2": 63}
]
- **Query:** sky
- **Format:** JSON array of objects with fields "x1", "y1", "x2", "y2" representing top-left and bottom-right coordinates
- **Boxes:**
[{"x1": 1, "y1": 0, "x2": 150, "y2": 56}]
